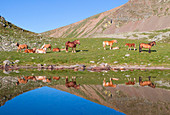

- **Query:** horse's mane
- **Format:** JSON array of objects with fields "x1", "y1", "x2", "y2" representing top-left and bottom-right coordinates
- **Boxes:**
[{"x1": 16, "y1": 43, "x2": 19, "y2": 47}]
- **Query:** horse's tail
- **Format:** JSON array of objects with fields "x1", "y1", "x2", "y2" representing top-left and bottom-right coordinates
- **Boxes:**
[
  {"x1": 65, "y1": 41, "x2": 70, "y2": 52},
  {"x1": 139, "y1": 44, "x2": 141, "y2": 52}
]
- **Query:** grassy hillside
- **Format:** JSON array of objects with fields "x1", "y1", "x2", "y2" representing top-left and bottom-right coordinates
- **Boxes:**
[
  {"x1": 0, "y1": 16, "x2": 50, "y2": 51},
  {"x1": 0, "y1": 38, "x2": 169, "y2": 67}
]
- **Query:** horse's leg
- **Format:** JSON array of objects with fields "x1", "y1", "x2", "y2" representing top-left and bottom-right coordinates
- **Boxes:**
[
  {"x1": 139, "y1": 45, "x2": 141, "y2": 52},
  {"x1": 110, "y1": 44, "x2": 112, "y2": 50},
  {"x1": 66, "y1": 45, "x2": 68, "y2": 53},
  {"x1": 74, "y1": 47, "x2": 76, "y2": 53},
  {"x1": 103, "y1": 45, "x2": 106, "y2": 50},
  {"x1": 134, "y1": 47, "x2": 135, "y2": 51},
  {"x1": 149, "y1": 48, "x2": 151, "y2": 53},
  {"x1": 72, "y1": 48, "x2": 74, "y2": 53}
]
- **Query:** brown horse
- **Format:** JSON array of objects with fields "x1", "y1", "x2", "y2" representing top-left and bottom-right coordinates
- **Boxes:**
[
  {"x1": 103, "y1": 40, "x2": 117, "y2": 50},
  {"x1": 41, "y1": 44, "x2": 52, "y2": 50},
  {"x1": 139, "y1": 41, "x2": 156, "y2": 53},
  {"x1": 65, "y1": 40, "x2": 80, "y2": 53},
  {"x1": 53, "y1": 48, "x2": 60, "y2": 52},
  {"x1": 16, "y1": 43, "x2": 28, "y2": 52},
  {"x1": 65, "y1": 76, "x2": 80, "y2": 89},
  {"x1": 125, "y1": 43, "x2": 136, "y2": 50},
  {"x1": 24, "y1": 48, "x2": 36, "y2": 53}
]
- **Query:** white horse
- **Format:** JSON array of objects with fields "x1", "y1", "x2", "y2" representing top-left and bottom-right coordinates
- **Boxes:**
[{"x1": 35, "y1": 48, "x2": 47, "y2": 53}]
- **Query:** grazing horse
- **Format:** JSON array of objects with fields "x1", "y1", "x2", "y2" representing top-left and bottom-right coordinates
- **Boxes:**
[
  {"x1": 103, "y1": 40, "x2": 117, "y2": 50},
  {"x1": 65, "y1": 76, "x2": 80, "y2": 89},
  {"x1": 24, "y1": 48, "x2": 36, "y2": 53},
  {"x1": 139, "y1": 41, "x2": 156, "y2": 53},
  {"x1": 65, "y1": 40, "x2": 80, "y2": 53},
  {"x1": 16, "y1": 42, "x2": 28, "y2": 52},
  {"x1": 41, "y1": 44, "x2": 52, "y2": 50},
  {"x1": 125, "y1": 43, "x2": 136, "y2": 50}
]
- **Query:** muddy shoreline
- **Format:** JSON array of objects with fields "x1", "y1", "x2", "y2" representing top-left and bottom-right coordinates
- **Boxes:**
[{"x1": 0, "y1": 64, "x2": 170, "y2": 71}]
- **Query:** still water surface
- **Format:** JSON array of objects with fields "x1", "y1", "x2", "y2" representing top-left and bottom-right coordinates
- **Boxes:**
[
  {"x1": 0, "y1": 86, "x2": 124, "y2": 115},
  {"x1": 0, "y1": 69, "x2": 170, "y2": 115}
]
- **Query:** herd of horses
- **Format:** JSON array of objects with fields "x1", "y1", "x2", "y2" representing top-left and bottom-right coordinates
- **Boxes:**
[
  {"x1": 16, "y1": 39, "x2": 156, "y2": 54},
  {"x1": 103, "y1": 40, "x2": 156, "y2": 53},
  {"x1": 103, "y1": 76, "x2": 156, "y2": 88},
  {"x1": 16, "y1": 76, "x2": 80, "y2": 89},
  {"x1": 16, "y1": 75, "x2": 155, "y2": 89}
]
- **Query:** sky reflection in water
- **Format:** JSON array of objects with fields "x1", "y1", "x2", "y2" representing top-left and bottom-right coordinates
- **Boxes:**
[{"x1": 0, "y1": 86, "x2": 125, "y2": 115}]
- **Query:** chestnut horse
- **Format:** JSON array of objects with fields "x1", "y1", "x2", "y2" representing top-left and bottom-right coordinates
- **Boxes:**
[
  {"x1": 65, "y1": 40, "x2": 80, "y2": 53},
  {"x1": 41, "y1": 44, "x2": 52, "y2": 50},
  {"x1": 139, "y1": 41, "x2": 156, "y2": 53},
  {"x1": 125, "y1": 43, "x2": 136, "y2": 50},
  {"x1": 103, "y1": 40, "x2": 117, "y2": 50},
  {"x1": 53, "y1": 48, "x2": 60, "y2": 52},
  {"x1": 16, "y1": 43, "x2": 28, "y2": 52},
  {"x1": 24, "y1": 48, "x2": 36, "y2": 53}
]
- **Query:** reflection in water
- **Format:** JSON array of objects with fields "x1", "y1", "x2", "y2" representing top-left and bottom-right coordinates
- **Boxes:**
[
  {"x1": 65, "y1": 76, "x2": 80, "y2": 89},
  {"x1": 0, "y1": 87, "x2": 124, "y2": 115},
  {"x1": 0, "y1": 69, "x2": 170, "y2": 114}
]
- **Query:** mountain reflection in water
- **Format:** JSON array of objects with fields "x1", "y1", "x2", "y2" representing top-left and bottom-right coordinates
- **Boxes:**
[{"x1": 0, "y1": 86, "x2": 124, "y2": 115}]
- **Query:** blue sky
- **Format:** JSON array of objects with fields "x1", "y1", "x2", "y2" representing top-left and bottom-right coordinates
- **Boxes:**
[{"x1": 0, "y1": 0, "x2": 128, "y2": 33}]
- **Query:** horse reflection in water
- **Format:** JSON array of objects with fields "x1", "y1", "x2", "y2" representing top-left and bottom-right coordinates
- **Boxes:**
[
  {"x1": 16, "y1": 76, "x2": 51, "y2": 85},
  {"x1": 139, "y1": 76, "x2": 156, "y2": 88},
  {"x1": 103, "y1": 78, "x2": 119, "y2": 87},
  {"x1": 65, "y1": 76, "x2": 80, "y2": 89}
]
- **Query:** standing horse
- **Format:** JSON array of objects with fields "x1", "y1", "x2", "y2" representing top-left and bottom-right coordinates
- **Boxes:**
[
  {"x1": 103, "y1": 40, "x2": 117, "y2": 50},
  {"x1": 65, "y1": 40, "x2": 80, "y2": 53},
  {"x1": 16, "y1": 42, "x2": 28, "y2": 52},
  {"x1": 125, "y1": 43, "x2": 136, "y2": 50},
  {"x1": 139, "y1": 41, "x2": 156, "y2": 53}
]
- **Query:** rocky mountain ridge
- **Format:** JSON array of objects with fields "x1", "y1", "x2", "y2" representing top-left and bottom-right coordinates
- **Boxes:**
[{"x1": 42, "y1": 0, "x2": 170, "y2": 38}]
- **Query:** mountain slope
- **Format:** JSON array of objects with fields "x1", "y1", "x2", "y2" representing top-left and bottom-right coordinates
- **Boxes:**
[
  {"x1": 0, "y1": 16, "x2": 48, "y2": 51},
  {"x1": 42, "y1": 0, "x2": 170, "y2": 38}
]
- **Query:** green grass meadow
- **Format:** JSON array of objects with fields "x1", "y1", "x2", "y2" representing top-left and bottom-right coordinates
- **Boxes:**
[{"x1": 0, "y1": 38, "x2": 169, "y2": 67}]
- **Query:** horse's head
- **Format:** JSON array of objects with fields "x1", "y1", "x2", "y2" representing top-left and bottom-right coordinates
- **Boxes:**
[
  {"x1": 125, "y1": 43, "x2": 128, "y2": 46},
  {"x1": 33, "y1": 48, "x2": 36, "y2": 51},
  {"x1": 75, "y1": 84, "x2": 80, "y2": 89},
  {"x1": 149, "y1": 41, "x2": 156, "y2": 46},
  {"x1": 75, "y1": 40, "x2": 80, "y2": 45},
  {"x1": 153, "y1": 41, "x2": 156, "y2": 46},
  {"x1": 16, "y1": 42, "x2": 19, "y2": 46}
]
